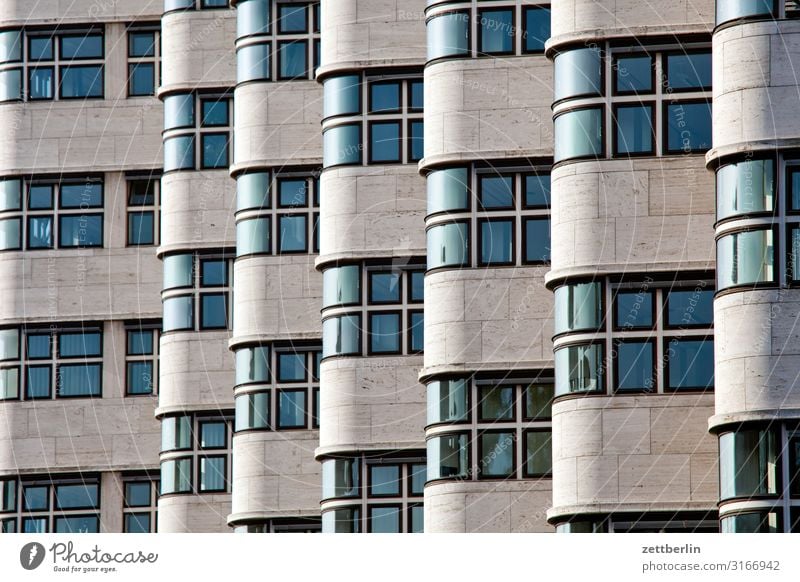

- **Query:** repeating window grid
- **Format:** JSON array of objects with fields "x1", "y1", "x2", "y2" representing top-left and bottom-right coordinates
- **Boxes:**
[
  {"x1": 0, "y1": 476, "x2": 100, "y2": 533},
  {"x1": 18, "y1": 29, "x2": 105, "y2": 101},
  {"x1": 164, "y1": 93, "x2": 233, "y2": 172},
  {"x1": 237, "y1": 1, "x2": 321, "y2": 81},
  {"x1": 126, "y1": 175, "x2": 160, "y2": 247},
  {"x1": 0, "y1": 177, "x2": 105, "y2": 251},
  {"x1": 605, "y1": 45, "x2": 710, "y2": 157},
  {"x1": 165, "y1": 0, "x2": 232, "y2": 11},
  {"x1": 121, "y1": 475, "x2": 159, "y2": 533},
  {"x1": 779, "y1": 157, "x2": 795, "y2": 286},
  {"x1": 234, "y1": 345, "x2": 321, "y2": 432},
  {"x1": 125, "y1": 326, "x2": 159, "y2": 397},
  {"x1": 469, "y1": 168, "x2": 550, "y2": 267},
  {"x1": 163, "y1": 252, "x2": 234, "y2": 332},
  {"x1": 237, "y1": 172, "x2": 320, "y2": 256},
  {"x1": 127, "y1": 26, "x2": 161, "y2": 97},
  {"x1": 4, "y1": 327, "x2": 104, "y2": 401},
  {"x1": 160, "y1": 414, "x2": 234, "y2": 495},
  {"x1": 603, "y1": 281, "x2": 714, "y2": 395},
  {"x1": 462, "y1": 2, "x2": 550, "y2": 58},
  {"x1": 321, "y1": 456, "x2": 425, "y2": 533}
]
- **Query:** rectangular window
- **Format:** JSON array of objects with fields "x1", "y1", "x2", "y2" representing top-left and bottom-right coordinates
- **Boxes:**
[
  {"x1": 478, "y1": 385, "x2": 515, "y2": 421},
  {"x1": 665, "y1": 102, "x2": 712, "y2": 153},
  {"x1": 277, "y1": 214, "x2": 307, "y2": 252},
  {"x1": 370, "y1": 82, "x2": 401, "y2": 113},
  {"x1": 614, "y1": 103, "x2": 654, "y2": 155},
  {"x1": 524, "y1": 218, "x2": 550, "y2": 263},
  {"x1": 277, "y1": 389, "x2": 306, "y2": 428},
  {"x1": 369, "y1": 122, "x2": 401, "y2": 163},
  {"x1": 200, "y1": 293, "x2": 228, "y2": 329},
  {"x1": 369, "y1": 271, "x2": 401, "y2": 303},
  {"x1": 368, "y1": 313, "x2": 401, "y2": 354},
  {"x1": 368, "y1": 505, "x2": 401, "y2": 533},
  {"x1": 479, "y1": 175, "x2": 514, "y2": 209},
  {"x1": 524, "y1": 430, "x2": 552, "y2": 477},
  {"x1": 614, "y1": 54, "x2": 653, "y2": 94},
  {"x1": 277, "y1": 352, "x2": 307, "y2": 382},
  {"x1": 128, "y1": 28, "x2": 159, "y2": 97},
  {"x1": 523, "y1": 7, "x2": 550, "y2": 53},
  {"x1": 479, "y1": 431, "x2": 515, "y2": 478},
  {"x1": 409, "y1": 311, "x2": 424, "y2": 353},
  {"x1": 201, "y1": 134, "x2": 229, "y2": 168},
  {"x1": 665, "y1": 52, "x2": 712, "y2": 91},
  {"x1": 665, "y1": 288, "x2": 714, "y2": 327},
  {"x1": 665, "y1": 338, "x2": 714, "y2": 391},
  {"x1": 198, "y1": 457, "x2": 226, "y2": 492},
  {"x1": 614, "y1": 340, "x2": 655, "y2": 392},
  {"x1": 614, "y1": 290, "x2": 654, "y2": 329},
  {"x1": 480, "y1": 219, "x2": 514, "y2": 265},
  {"x1": 278, "y1": 40, "x2": 308, "y2": 79},
  {"x1": 369, "y1": 465, "x2": 401, "y2": 497},
  {"x1": 524, "y1": 384, "x2": 553, "y2": 420},
  {"x1": 524, "y1": 174, "x2": 550, "y2": 209},
  {"x1": 479, "y1": 9, "x2": 514, "y2": 55}
]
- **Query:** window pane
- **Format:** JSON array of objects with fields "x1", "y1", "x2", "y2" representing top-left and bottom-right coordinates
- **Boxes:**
[
  {"x1": 481, "y1": 220, "x2": 513, "y2": 265},
  {"x1": 410, "y1": 271, "x2": 424, "y2": 302},
  {"x1": 370, "y1": 82, "x2": 400, "y2": 113},
  {"x1": 369, "y1": 313, "x2": 400, "y2": 354},
  {"x1": 554, "y1": 108, "x2": 603, "y2": 162},
  {"x1": 55, "y1": 483, "x2": 98, "y2": 509},
  {"x1": 279, "y1": 40, "x2": 307, "y2": 78},
  {"x1": 279, "y1": 4, "x2": 308, "y2": 32},
  {"x1": 615, "y1": 55, "x2": 653, "y2": 93},
  {"x1": 790, "y1": 169, "x2": 800, "y2": 211},
  {"x1": 0, "y1": 69, "x2": 21, "y2": 101},
  {"x1": 410, "y1": 81, "x2": 424, "y2": 110},
  {"x1": 370, "y1": 122, "x2": 400, "y2": 162},
  {"x1": 0, "y1": 218, "x2": 20, "y2": 250},
  {"x1": 128, "y1": 212, "x2": 154, "y2": 245},
  {"x1": 323, "y1": 75, "x2": 361, "y2": 118},
  {"x1": 200, "y1": 294, "x2": 228, "y2": 329},
  {"x1": 278, "y1": 391, "x2": 306, "y2": 428},
  {"x1": 127, "y1": 331, "x2": 153, "y2": 355},
  {"x1": 0, "y1": 30, "x2": 20, "y2": 63},
  {"x1": 410, "y1": 311, "x2": 424, "y2": 352},
  {"x1": 322, "y1": 315, "x2": 361, "y2": 357},
  {"x1": 615, "y1": 341, "x2": 654, "y2": 391},
  {"x1": 479, "y1": 10, "x2": 513, "y2": 54},
  {"x1": 23, "y1": 518, "x2": 47, "y2": 533},
  {"x1": 323, "y1": 124, "x2": 361, "y2": 167},
  {"x1": 129, "y1": 63, "x2": 154, "y2": 96},
  {"x1": 164, "y1": 136, "x2": 195, "y2": 171},
  {"x1": 427, "y1": 223, "x2": 468, "y2": 269},
  {"x1": 479, "y1": 432, "x2": 514, "y2": 478},
  {"x1": 278, "y1": 215, "x2": 307, "y2": 252},
  {"x1": 163, "y1": 296, "x2": 194, "y2": 331},
  {"x1": 28, "y1": 37, "x2": 52, "y2": 61},
  {"x1": 0, "y1": 368, "x2": 19, "y2": 399},
  {"x1": 237, "y1": 43, "x2": 271, "y2": 83},
  {"x1": 201, "y1": 99, "x2": 228, "y2": 126},
  {"x1": 666, "y1": 339, "x2": 714, "y2": 390},
  {"x1": 409, "y1": 120, "x2": 424, "y2": 162},
  {"x1": 720, "y1": 511, "x2": 781, "y2": 533},
  {"x1": 278, "y1": 179, "x2": 308, "y2": 207},
  {"x1": 124, "y1": 513, "x2": 151, "y2": 533},
  {"x1": 58, "y1": 364, "x2": 101, "y2": 397},
  {"x1": 717, "y1": 159, "x2": 774, "y2": 221},
  {"x1": 525, "y1": 431, "x2": 552, "y2": 476},
  {"x1": 236, "y1": 217, "x2": 270, "y2": 256},
  {"x1": 409, "y1": 464, "x2": 426, "y2": 495},
  {"x1": 0, "y1": 178, "x2": 21, "y2": 211},
  {"x1": 666, "y1": 102, "x2": 711, "y2": 153},
  {"x1": 369, "y1": 465, "x2": 400, "y2": 496},
  {"x1": 555, "y1": 344, "x2": 603, "y2": 395},
  {"x1": 28, "y1": 334, "x2": 51, "y2": 359},
  {"x1": 525, "y1": 384, "x2": 553, "y2": 420},
  {"x1": 278, "y1": 353, "x2": 306, "y2": 382},
  {"x1": 161, "y1": 415, "x2": 192, "y2": 451},
  {"x1": 716, "y1": 0, "x2": 774, "y2": 25},
  {"x1": 201, "y1": 134, "x2": 229, "y2": 168},
  {"x1": 322, "y1": 265, "x2": 360, "y2": 307},
  {"x1": 427, "y1": 378, "x2": 468, "y2": 425},
  {"x1": 235, "y1": 392, "x2": 269, "y2": 431},
  {"x1": 322, "y1": 508, "x2": 360, "y2": 533},
  {"x1": 235, "y1": 346, "x2": 270, "y2": 384},
  {"x1": 201, "y1": 259, "x2": 227, "y2": 286},
  {"x1": 29, "y1": 184, "x2": 53, "y2": 209},
  {"x1": 615, "y1": 104, "x2": 653, "y2": 154},
  {"x1": 129, "y1": 32, "x2": 156, "y2": 57},
  {"x1": 525, "y1": 174, "x2": 550, "y2": 208},
  {"x1": 59, "y1": 332, "x2": 101, "y2": 357},
  {"x1": 127, "y1": 361, "x2": 153, "y2": 395},
  {"x1": 370, "y1": 272, "x2": 400, "y2": 303},
  {"x1": 427, "y1": 12, "x2": 469, "y2": 61},
  {"x1": 55, "y1": 516, "x2": 99, "y2": 533},
  {"x1": 125, "y1": 482, "x2": 151, "y2": 507},
  {"x1": 666, "y1": 289, "x2": 714, "y2": 327},
  {"x1": 409, "y1": 505, "x2": 424, "y2": 533},
  {"x1": 717, "y1": 229, "x2": 774, "y2": 289},
  {"x1": 199, "y1": 457, "x2": 226, "y2": 492},
  {"x1": 427, "y1": 434, "x2": 468, "y2": 480},
  {"x1": 524, "y1": 218, "x2": 550, "y2": 263},
  {"x1": 615, "y1": 290, "x2": 653, "y2": 329},
  {"x1": 160, "y1": 458, "x2": 192, "y2": 494},
  {"x1": 23, "y1": 486, "x2": 48, "y2": 511},
  {"x1": 322, "y1": 458, "x2": 359, "y2": 499},
  {"x1": 524, "y1": 7, "x2": 550, "y2": 52},
  {"x1": 59, "y1": 215, "x2": 102, "y2": 247},
  {"x1": 60, "y1": 34, "x2": 103, "y2": 59},
  {"x1": 200, "y1": 422, "x2": 226, "y2": 448},
  {"x1": 60, "y1": 65, "x2": 104, "y2": 98},
  {"x1": 427, "y1": 167, "x2": 469, "y2": 214},
  {"x1": 29, "y1": 67, "x2": 53, "y2": 99},
  {"x1": 163, "y1": 254, "x2": 193, "y2": 289},
  {"x1": 369, "y1": 506, "x2": 401, "y2": 533},
  {"x1": 479, "y1": 175, "x2": 513, "y2": 208},
  {"x1": 479, "y1": 385, "x2": 514, "y2": 421},
  {"x1": 26, "y1": 365, "x2": 51, "y2": 398},
  {"x1": 236, "y1": 172, "x2": 270, "y2": 211},
  {"x1": 0, "y1": 329, "x2": 18, "y2": 361},
  {"x1": 666, "y1": 52, "x2": 712, "y2": 90},
  {"x1": 163, "y1": 93, "x2": 194, "y2": 129},
  {"x1": 0, "y1": 479, "x2": 15, "y2": 512},
  {"x1": 790, "y1": 438, "x2": 800, "y2": 497},
  {"x1": 719, "y1": 429, "x2": 778, "y2": 500},
  {"x1": 554, "y1": 48, "x2": 602, "y2": 102}
]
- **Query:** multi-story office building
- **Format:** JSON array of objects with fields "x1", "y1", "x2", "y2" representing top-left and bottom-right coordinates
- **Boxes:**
[{"x1": 1, "y1": 0, "x2": 799, "y2": 535}]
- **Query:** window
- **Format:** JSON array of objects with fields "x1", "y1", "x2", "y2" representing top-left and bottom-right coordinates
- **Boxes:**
[
  {"x1": 555, "y1": 343, "x2": 604, "y2": 395},
  {"x1": 427, "y1": 222, "x2": 468, "y2": 269},
  {"x1": 427, "y1": 167, "x2": 469, "y2": 215},
  {"x1": 427, "y1": 378, "x2": 469, "y2": 425},
  {"x1": 322, "y1": 265, "x2": 425, "y2": 358},
  {"x1": 0, "y1": 28, "x2": 104, "y2": 102},
  {"x1": 234, "y1": 345, "x2": 320, "y2": 431},
  {"x1": 720, "y1": 511, "x2": 782, "y2": 533},
  {"x1": 165, "y1": 0, "x2": 230, "y2": 11},
  {"x1": 716, "y1": 158, "x2": 774, "y2": 222},
  {"x1": 162, "y1": 252, "x2": 232, "y2": 332},
  {"x1": 665, "y1": 338, "x2": 714, "y2": 391},
  {"x1": 123, "y1": 476, "x2": 158, "y2": 533},
  {"x1": 719, "y1": 428, "x2": 779, "y2": 501},
  {"x1": 478, "y1": 9, "x2": 514, "y2": 55},
  {"x1": 235, "y1": 0, "x2": 320, "y2": 82},
  {"x1": 613, "y1": 340, "x2": 655, "y2": 392},
  {"x1": 554, "y1": 48, "x2": 603, "y2": 102},
  {"x1": 321, "y1": 75, "x2": 423, "y2": 167},
  {"x1": 163, "y1": 92, "x2": 231, "y2": 172},
  {"x1": 427, "y1": 12, "x2": 470, "y2": 61},
  {"x1": 160, "y1": 414, "x2": 232, "y2": 495},
  {"x1": 523, "y1": 6, "x2": 551, "y2": 53},
  {"x1": 0, "y1": 177, "x2": 103, "y2": 251},
  {"x1": 716, "y1": 0, "x2": 776, "y2": 26},
  {"x1": 0, "y1": 476, "x2": 100, "y2": 533},
  {"x1": 614, "y1": 54, "x2": 653, "y2": 95},
  {"x1": 322, "y1": 456, "x2": 424, "y2": 533},
  {"x1": 428, "y1": 433, "x2": 469, "y2": 480},
  {"x1": 664, "y1": 52, "x2": 712, "y2": 92},
  {"x1": 128, "y1": 26, "x2": 160, "y2": 96},
  {"x1": 554, "y1": 282, "x2": 603, "y2": 335},
  {"x1": 554, "y1": 107, "x2": 603, "y2": 162},
  {"x1": 717, "y1": 229, "x2": 775, "y2": 290},
  {"x1": 665, "y1": 101, "x2": 712, "y2": 154},
  {"x1": 125, "y1": 325, "x2": 159, "y2": 396},
  {"x1": 613, "y1": 104, "x2": 654, "y2": 155},
  {"x1": 127, "y1": 175, "x2": 160, "y2": 246}
]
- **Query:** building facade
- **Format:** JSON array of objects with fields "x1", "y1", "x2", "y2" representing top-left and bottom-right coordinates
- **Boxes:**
[{"x1": 0, "y1": 0, "x2": 798, "y2": 534}]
